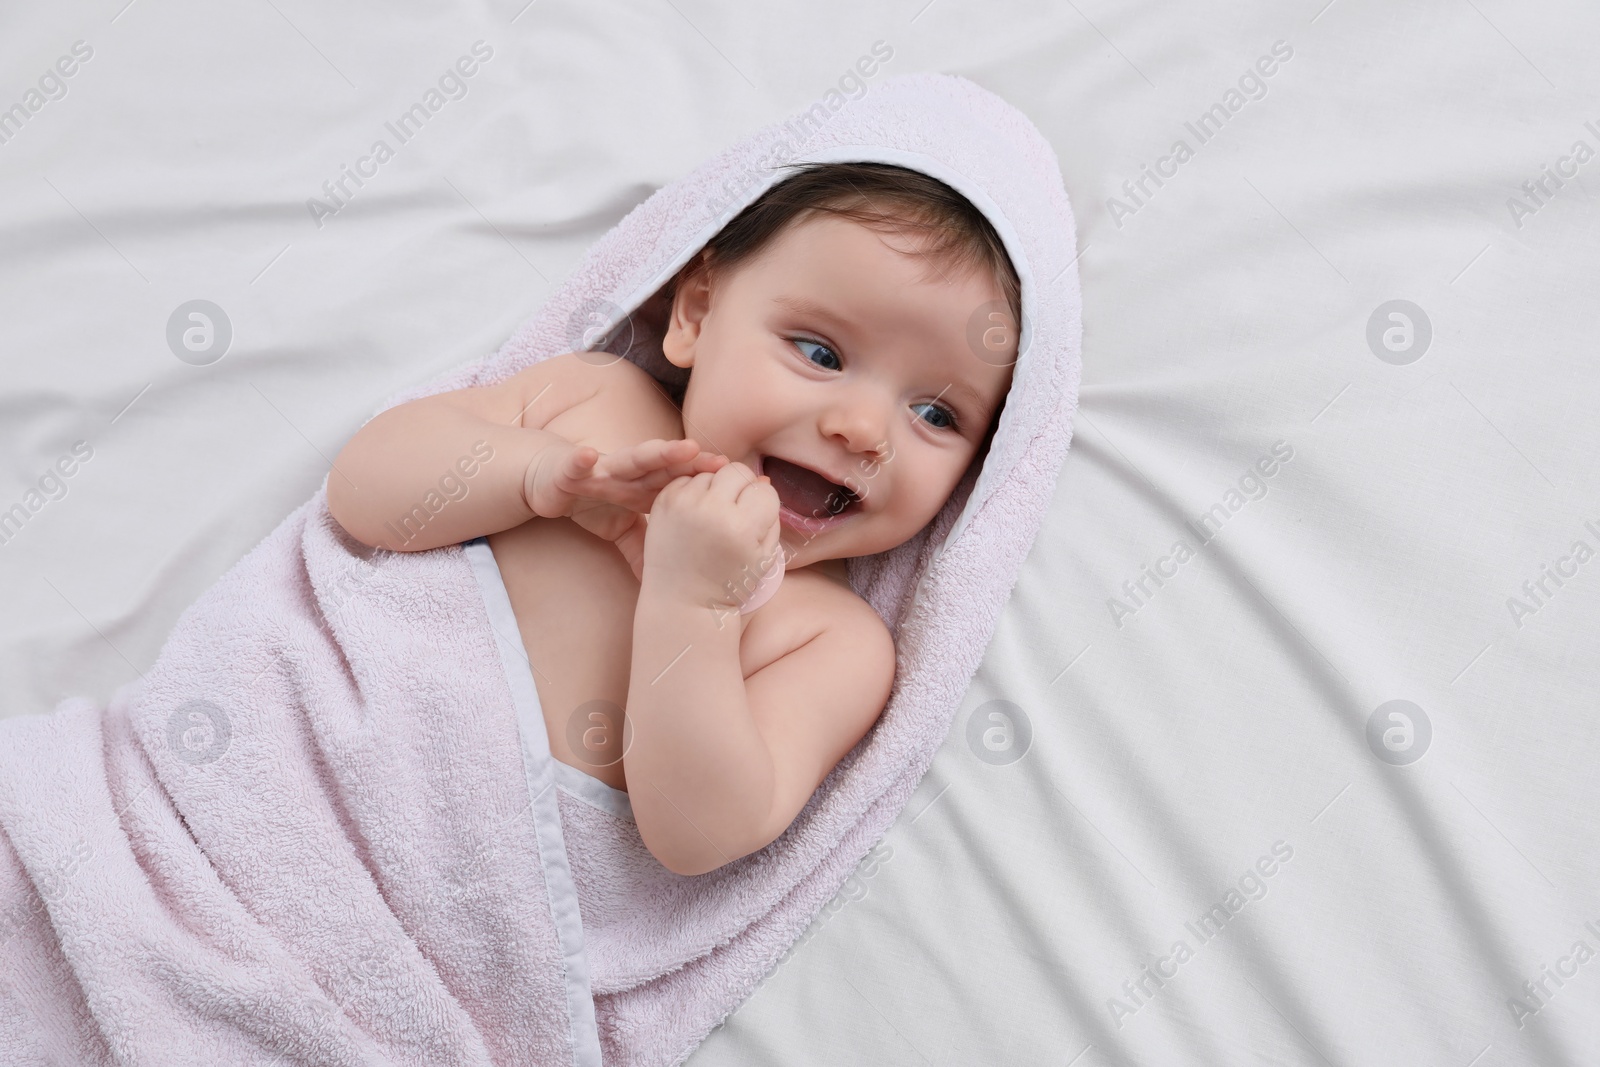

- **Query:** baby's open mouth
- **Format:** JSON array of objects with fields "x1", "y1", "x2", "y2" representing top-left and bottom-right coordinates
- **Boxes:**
[{"x1": 759, "y1": 455, "x2": 861, "y2": 523}]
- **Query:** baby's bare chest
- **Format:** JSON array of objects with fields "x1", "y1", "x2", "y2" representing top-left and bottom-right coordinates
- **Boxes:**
[
  {"x1": 486, "y1": 515, "x2": 812, "y2": 792},
  {"x1": 483, "y1": 365, "x2": 830, "y2": 790},
  {"x1": 486, "y1": 517, "x2": 644, "y2": 792}
]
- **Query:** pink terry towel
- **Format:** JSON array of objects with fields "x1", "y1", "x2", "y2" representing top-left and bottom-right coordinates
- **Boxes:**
[{"x1": 0, "y1": 71, "x2": 1080, "y2": 1066}]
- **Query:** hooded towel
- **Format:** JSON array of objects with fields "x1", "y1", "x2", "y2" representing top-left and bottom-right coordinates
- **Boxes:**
[{"x1": 0, "y1": 71, "x2": 1081, "y2": 1067}]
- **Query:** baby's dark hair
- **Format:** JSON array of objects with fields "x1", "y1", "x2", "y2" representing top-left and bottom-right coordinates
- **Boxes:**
[
  {"x1": 650, "y1": 162, "x2": 1020, "y2": 450},
  {"x1": 672, "y1": 161, "x2": 1021, "y2": 333}
]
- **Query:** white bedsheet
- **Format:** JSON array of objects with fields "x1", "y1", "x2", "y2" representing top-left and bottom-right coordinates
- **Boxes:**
[{"x1": 3, "y1": 1, "x2": 1597, "y2": 1064}]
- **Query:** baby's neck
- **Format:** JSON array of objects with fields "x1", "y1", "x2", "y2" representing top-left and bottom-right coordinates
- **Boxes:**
[{"x1": 802, "y1": 557, "x2": 849, "y2": 584}]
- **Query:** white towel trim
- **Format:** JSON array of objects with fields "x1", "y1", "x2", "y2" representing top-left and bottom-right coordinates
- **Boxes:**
[{"x1": 463, "y1": 536, "x2": 604, "y2": 1067}]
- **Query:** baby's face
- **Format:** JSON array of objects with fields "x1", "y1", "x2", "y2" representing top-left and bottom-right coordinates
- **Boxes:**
[{"x1": 662, "y1": 213, "x2": 1016, "y2": 571}]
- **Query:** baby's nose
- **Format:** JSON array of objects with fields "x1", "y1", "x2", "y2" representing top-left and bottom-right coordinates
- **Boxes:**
[{"x1": 821, "y1": 398, "x2": 889, "y2": 455}]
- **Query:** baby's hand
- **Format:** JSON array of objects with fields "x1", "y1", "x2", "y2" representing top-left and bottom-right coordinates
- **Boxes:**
[
  {"x1": 641, "y1": 463, "x2": 781, "y2": 609},
  {"x1": 525, "y1": 438, "x2": 727, "y2": 522},
  {"x1": 524, "y1": 439, "x2": 727, "y2": 580}
]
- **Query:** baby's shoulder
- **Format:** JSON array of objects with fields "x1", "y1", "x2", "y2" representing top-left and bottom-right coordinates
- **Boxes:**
[
  {"x1": 546, "y1": 349, "x2": 666, "y2": 399},
  {"x1": 742, "y1": 565, "x2": 893, "y2": 678},
  {"x1": 528, "y1": 351, "x2": 684, "y2": 450}
]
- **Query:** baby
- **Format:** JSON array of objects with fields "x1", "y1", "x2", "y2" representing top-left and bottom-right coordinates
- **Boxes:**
[{"x1": 328, "y1": 162, "x2": 1020, "y2": 876}]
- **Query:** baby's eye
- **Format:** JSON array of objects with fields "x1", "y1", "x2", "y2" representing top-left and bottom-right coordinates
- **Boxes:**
[
  {"x1": 791, "y1": 338, "x2": 841, "y2": 371},
  {"x1": 911, "y1": 402, "x2": 960, "y2": 432}
]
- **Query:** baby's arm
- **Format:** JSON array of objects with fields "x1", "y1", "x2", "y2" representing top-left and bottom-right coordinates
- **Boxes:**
[
  {"x1": 623, "y1": 466, "x2": 897, "y2": 876},
  {"x1": 328, "y1": 360, "x2": 572, "y2": 552},
  {"x1": 328, "y1": 354, "x2": 722, "y2": 552}
]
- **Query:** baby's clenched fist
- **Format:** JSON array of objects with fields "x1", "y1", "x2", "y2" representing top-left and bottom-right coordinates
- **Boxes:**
[{"x1": 640, "y1": 462, "x2": 781, "y2": 610}]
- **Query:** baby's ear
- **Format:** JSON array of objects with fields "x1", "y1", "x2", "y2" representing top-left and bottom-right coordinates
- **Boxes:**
[{"x1": 662, "y1": 253, "x2": 715, "y2": 369}]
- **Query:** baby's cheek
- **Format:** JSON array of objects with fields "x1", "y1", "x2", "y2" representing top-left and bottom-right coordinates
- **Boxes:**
[{"x1": 913, "y1": 469, "x2": 961, "y2": 520}]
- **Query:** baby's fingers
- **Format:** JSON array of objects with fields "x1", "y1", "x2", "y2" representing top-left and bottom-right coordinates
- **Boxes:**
[
  {"x1": 598, "y1": 439, "x2": 690, "y2": 480},
  {"x1": 609, "y1": 439, "x2": 726, "y2": 482},
  {"x1": 674, "y1": 450, "x2": 730, "y2": 478},
  {"x1": 545, "y1": 444, "x2": 600, "y2": 488}
]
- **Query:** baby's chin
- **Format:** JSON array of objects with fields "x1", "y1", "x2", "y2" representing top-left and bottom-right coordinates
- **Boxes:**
[{"x1": 779, "y1": 525, "x2": 921, "y2": 570}]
